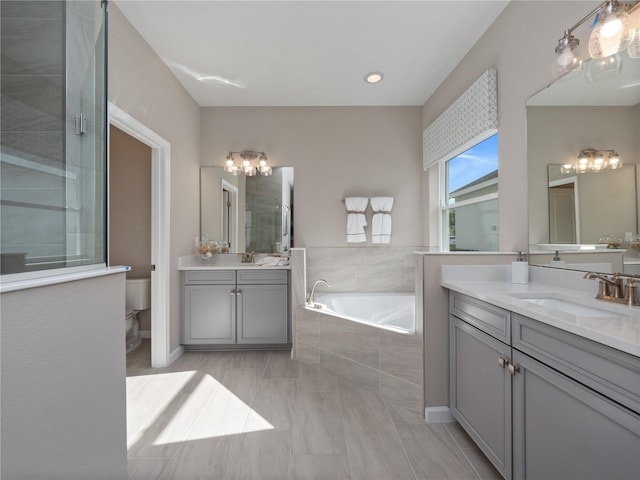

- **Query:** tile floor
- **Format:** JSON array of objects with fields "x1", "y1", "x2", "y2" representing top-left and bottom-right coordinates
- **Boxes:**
[{"x1": 126, "y1": 340, "x2": 501, "y2": 480}]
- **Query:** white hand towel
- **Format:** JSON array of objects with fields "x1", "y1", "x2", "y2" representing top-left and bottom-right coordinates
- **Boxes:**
[
  {"x1": 370, "y1": 197, "x2": 394, "y2": 244},
  {"x1": 345, "y1": 197, "x2": 368, "y2": 243}
]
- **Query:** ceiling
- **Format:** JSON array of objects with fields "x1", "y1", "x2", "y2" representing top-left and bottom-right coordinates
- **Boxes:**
[{"x1": 114, "y1": 0, "x2": 509, "y2": 107}]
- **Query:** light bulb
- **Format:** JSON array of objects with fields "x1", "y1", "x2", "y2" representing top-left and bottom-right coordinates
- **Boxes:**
[{"x1": 588, "y1": 5, "x2": 632, "y2": 58}]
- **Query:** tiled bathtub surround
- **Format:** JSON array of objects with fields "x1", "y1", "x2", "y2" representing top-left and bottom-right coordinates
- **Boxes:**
[
  {"x1": 305, "y1": 246, "x2": 420, "y2": 293},
  {"x1": 294, "y1": 305, "x2": 424, "y2": 422}
]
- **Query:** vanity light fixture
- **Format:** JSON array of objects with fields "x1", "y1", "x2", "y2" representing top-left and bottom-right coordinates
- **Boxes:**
[
  {"x1": 552, "y1": 0, "x2": 639, "y2": 78},
  {"x1": 561, "y1": 148, "x2": 622, "y2": 174},
  {"x1": 224, "y1": 151, "x2": 272, "y2": 176}
]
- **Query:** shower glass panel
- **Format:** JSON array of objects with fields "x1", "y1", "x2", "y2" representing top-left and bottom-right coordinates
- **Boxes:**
[{"x1": 0, "y1": 0, "x2": 107, "y2": 276}]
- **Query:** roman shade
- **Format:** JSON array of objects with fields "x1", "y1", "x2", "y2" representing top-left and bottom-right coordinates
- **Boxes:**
[{"x1": 423, "y1": 68, "x2": 498, "y2": 170}]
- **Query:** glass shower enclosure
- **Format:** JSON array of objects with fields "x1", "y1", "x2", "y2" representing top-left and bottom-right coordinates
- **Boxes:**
[{"x1": 0, "y1": 0, "x2": 108, "y2": 276}]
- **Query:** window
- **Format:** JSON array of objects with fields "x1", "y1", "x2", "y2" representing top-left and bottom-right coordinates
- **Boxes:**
[
  {"x1": 0, "y1": 1, "x2": 107, "y2": 278},
  {"x1": 442, "y1": 133, "x2": 498, "y2": 251}
]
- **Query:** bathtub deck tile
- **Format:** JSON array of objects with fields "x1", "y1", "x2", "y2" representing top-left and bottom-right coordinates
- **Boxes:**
[
  {"x1": 379, "y1": 330, "x2": 423, "y2": 386},
  {"x1": 355, "y1": 266, "x2": 407, "y2": 292},
  {"x1": 295, "y1": 340, "x2": 321, "y2": 364},
  {"x1": 306, "y1": 265, "x2": 358, "y2": 292},
  {"x1": 306, "y1": 247, "x2": 358, "y2": 268},
  {"x1": 319, "y1": 313, "x2": 380, "y2": 369},
  {"x1": 295, "y1": 307, "x2": 321, "y2": 345}
]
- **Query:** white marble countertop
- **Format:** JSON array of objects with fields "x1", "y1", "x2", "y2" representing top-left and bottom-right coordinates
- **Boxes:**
[
  {"x1": 177, "y1": 254, "x2": 290, "y2": 271},
  {"x1": 442, "y1": 279, "x2": 640, "y2": 357}
]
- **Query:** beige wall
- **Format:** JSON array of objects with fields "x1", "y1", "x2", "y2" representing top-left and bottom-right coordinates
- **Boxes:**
[
  {"x1": 109, "y1": 125, "x2": 152, "y2": 275},
  {"x1": 421, "y1": 1, "x2": 601, "y2": 252},
  {"x1": 200, "y1": 107, "x2": 423, "y2": 248},
  {"x1": 109, "y1": 4, "x2": 201, "y2": 351},
  {"x1": 109, "y1": 125, "x2": 153, "y2": 330}
]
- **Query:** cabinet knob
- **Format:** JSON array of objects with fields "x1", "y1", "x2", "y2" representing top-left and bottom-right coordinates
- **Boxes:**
[
  {"x1": 508, "y1": 363, "x2": 520, "y2": 375},
  {"x1": 498, "y1": 355, "x2": 507, "y2": 368}
]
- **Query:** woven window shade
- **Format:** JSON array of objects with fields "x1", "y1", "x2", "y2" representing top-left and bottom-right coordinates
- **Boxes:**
[{"x1": 423, "y1": 68, "x2": 497, "y2": 170}]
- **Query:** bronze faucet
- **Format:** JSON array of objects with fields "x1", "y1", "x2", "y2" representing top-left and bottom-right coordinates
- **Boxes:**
[{"x1": 583, "y1": 272, "x2": 640, "y2": 306}]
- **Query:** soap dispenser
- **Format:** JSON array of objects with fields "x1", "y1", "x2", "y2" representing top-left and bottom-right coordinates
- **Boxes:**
[
  {"x1": 550, "y1": 250, "x2": 566, "y2": 266},
  {"x1": 512, "y1": 251, "x2": 528, "y2": 284}
]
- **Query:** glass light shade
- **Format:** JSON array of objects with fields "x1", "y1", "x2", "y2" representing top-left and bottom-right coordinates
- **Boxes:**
[
  {"x1": 260, "y1": 166, "x2": 273, "y2": 176},
  {"x1": 561, "y1": 163, "x2": 575, "y2": 174},
  {"x1": 628, "y1": 27, "x2": 640, "y2": 58},
  {"x1": 585, "y1": 53, "x2": 622, "y2": 82},
  {"x1": 609, "y1": 154, "x2": 622, "y2": 168},
  {"x1": 551, "y1": 45, "x2": 582, "y2": 78},
  {"x1": 588, "y1": 7, "x2": 632, "y2": 58}
]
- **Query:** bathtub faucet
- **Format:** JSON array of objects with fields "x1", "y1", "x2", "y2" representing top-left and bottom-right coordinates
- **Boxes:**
[{"x1": 306, "y1": 279, "x2": 330, "y2": 305}]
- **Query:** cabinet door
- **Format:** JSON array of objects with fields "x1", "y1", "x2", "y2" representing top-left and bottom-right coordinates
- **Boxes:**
[
  {"x1": 512, "y1": 350, "x2": 640, "y2": 480},
  {"x1": 450, "y1": 316, "x2": 512, "y2": 479},
  {"x1": 184, "y1": 285, "x2": 236, "y2": 344},
  {"x1": 237, "y1": 284, "x2": 288, "y2": 344}
]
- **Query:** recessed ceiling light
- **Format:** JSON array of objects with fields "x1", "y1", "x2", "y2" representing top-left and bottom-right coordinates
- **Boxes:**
[{"x1": 364, "y1": 71, "x2": 384, "y2": 84}]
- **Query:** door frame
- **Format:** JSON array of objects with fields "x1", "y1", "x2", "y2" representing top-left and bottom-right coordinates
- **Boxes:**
[{"x1": 108, "y1": 102, "x2": 171, "y2": 368}]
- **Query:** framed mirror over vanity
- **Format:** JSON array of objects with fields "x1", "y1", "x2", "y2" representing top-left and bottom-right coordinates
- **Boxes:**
[
  {"x1": 527, "y1": 56, "x2": 640, "y2": 274},
  {"x1": 200, "y1": 166, "x2": 294, "y2": 254}
]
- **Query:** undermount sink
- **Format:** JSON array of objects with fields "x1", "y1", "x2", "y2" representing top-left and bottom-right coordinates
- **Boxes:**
[
  {"x1": 520, "y1": 297, "x2": 615, "y2": 317},
  {"x1": 508, "y1": 294, "x2": 620, "y2": 318}
]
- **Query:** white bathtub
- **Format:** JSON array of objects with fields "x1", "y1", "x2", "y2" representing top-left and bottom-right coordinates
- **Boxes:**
[{"x1": 313, "y1": 292, "x2": 415, "y2": 332}]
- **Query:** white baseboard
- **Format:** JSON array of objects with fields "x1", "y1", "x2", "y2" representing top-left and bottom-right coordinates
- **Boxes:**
[
  {"x1": 169, "y1": 345, "x2": 184, "y2": 365},
  {"x1": 140, "y1": 330, "x2": 151, "y2": 339},
  {"x1": 425, "y1": 406, "x2": 454, "y2": 423}
]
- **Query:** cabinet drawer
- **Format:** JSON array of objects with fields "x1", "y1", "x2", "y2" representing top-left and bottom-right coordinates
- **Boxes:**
[
  {"x1": 184, "y1": 270, "x2": 236, "y2": 284},
  {"x1": 237, "y1": 269, "x2": 288, "y2": 284},
  {"x1": 450, "y1": 292, "x2": 510, "y2": 343},
  {"x1": 512, "y1": 313, "x2": 640, "y2": 414}
]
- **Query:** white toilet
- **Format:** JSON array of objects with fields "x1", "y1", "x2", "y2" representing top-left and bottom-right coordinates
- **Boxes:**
[{"x1": 125, "y1": 277, "x2": 151, "y2": 352}]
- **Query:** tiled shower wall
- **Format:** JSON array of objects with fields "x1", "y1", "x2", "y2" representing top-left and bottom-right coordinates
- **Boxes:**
[
  {"x1": 1, "y1": 1, "x2": 66, "y2": 263},
  {"x1": 305, "y1": 246, "x2": 420, "y2": 293}
]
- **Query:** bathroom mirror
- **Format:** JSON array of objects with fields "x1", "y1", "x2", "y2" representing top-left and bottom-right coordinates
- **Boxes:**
[
  {"x1": 200, "y1": 167, "x2": 294, "y2": 254},
  {"x1": 527, "y1": 55, "x2": 640, "y2": 274}
]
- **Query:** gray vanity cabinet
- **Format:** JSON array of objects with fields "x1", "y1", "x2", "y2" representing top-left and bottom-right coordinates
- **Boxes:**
[
  {"x1": 236, "y1": 270, "x2": 288, "y2": 344},
  {"x1": 450, "y1": 302, "x2": 512, "y2": 479},
  {"x1": 182, "y1": 269, "x2": 290, "y2": 348},
  {"x1": 183, "y1": 270, "x2": 237, "y2": 344},
  {"x1": 511, "y1": 350, "x2": 640, "y2": 480},
  {"x1": 449, "y1": 291, "x2": 640, "y2": 480}
]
